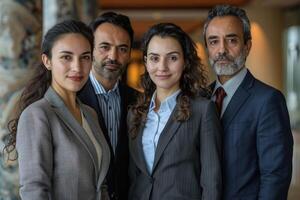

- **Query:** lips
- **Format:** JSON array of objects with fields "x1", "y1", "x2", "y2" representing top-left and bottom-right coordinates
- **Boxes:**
[
  {"x1": 68, "y1": 75, "x2": 84, "y2": 82},
  {"x1": 156, "y1": 74, "x2": 171, "y2": 80}
]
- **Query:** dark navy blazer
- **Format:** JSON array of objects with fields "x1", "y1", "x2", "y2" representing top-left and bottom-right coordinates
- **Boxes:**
[{"x1": 217, "y1": 70, "x2": 293, "y2": 200}]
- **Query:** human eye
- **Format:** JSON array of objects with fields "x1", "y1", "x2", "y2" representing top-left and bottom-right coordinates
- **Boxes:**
[
  {"x1": 99, "y1": 44, "x2": 110, "y2": 52},
  {"x1": 208, "y1": 39, "x2": 218, "y2": 46},
  {"x1": 149, "y1": 55, "x2": 159, "y2": 63},
  {"x1": 169, "y1": 55, "x2": 178, "y2": 62},
  {"x1": 81, "y1": 54, "x2": 91, "y2": 61},
  {"x1": 227, "y1": 37, "x2": 238, "y2": 45},
  {"x1": 61, "y1": 55, "x2": 72, "y2": 61},
  {"x1": 119, "y1": 46, "x2": 128, "y2": 54}
]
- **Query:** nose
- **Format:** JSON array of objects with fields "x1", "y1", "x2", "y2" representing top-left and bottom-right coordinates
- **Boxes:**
[
  {"x1": 71, "y1": 58, "x2": 81, "y2": 72},
  {"x1": 108, "y1": 47, "x2": 118, "y2": 61},
  {"x1": 218, "y1": 39, "x2": 228, "y2": 55},
  {"x1": 157, "y1": 57, "x2": 168, "y2": 71}
]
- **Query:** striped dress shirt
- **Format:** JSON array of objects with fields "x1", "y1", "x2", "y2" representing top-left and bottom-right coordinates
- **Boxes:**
[{"x1": 90, "y1": 73, "x2": 121, "y2": 154}]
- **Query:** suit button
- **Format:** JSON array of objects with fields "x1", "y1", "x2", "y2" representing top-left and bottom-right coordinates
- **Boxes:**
[{"x1": 149, "y1": 177, "x2": 154, "y2": 184}]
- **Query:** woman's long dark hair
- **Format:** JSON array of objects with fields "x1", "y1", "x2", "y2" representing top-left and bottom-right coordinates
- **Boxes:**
[
  {"x1": 130, "y1": 23, "x2": 209, "y2": 138},
  {"x1": 4, "y1": 19, "x2": 94, "y2": 160}
]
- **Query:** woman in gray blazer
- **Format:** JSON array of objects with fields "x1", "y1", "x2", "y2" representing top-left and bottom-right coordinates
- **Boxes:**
[
  {"x1": 4, "y1": 20, "x2": 110, "y2": 200},
  {"x1": 128, "y1": 23, "x2": 222, "y2": 200}
]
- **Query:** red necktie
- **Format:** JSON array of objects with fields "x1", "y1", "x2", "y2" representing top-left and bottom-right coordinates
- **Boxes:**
[{"x1": 215, "y1": 87, "x2": 227, "y2": 116}]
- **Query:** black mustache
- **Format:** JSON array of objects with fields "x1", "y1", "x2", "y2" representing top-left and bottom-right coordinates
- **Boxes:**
[{"x1": 104, "y1": 59, "x2": 121, "y2": 66}]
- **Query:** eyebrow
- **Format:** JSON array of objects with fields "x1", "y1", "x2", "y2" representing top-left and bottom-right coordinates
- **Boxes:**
[
  {"x1": 207, "y1": 33, "x2": 239, "y2": 40},
  {"x1": 98, "y1": 42, "x2": 129, "y2": 48},
  {"x1": 148, "y1": 51, "x2": 181, "y2": 56},
  {"x1": 225, "y1": 33, "x2": 239, "y2": 38},
  {"x1": 59, "y1": 51, "x2": 91, "y2": 55}
]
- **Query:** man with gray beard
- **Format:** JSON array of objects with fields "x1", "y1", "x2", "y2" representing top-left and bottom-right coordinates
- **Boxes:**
[{"x1": 204, "y1": 5, "x2": 293, "y2": 200}]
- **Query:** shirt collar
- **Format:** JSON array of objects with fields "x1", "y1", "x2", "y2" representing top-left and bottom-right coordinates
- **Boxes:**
[
  {"x1": 213, "y1": 67, "x2": 247, "y2": 98},
  {"x1": 89, "y1": 72, "x2": 119, "y2": 95},
  {"x1": 149, "y1": 89, "x2": 181, "y2": 113}
]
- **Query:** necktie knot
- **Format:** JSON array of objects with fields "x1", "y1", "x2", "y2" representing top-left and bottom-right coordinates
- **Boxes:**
[{"x1": 215, "y1": 87, "x2": 227, "y2": 116}]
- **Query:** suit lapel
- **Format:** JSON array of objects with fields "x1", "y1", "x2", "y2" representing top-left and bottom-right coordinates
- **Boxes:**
[
  {"x1": 79, "y1": 79, "x2": 108, "y2": 134},
  {"x1": 130, "y1": 123, "x2": 149, "y2": 175},
  {"x1": 221, "y1": 71, "x2": 254, "y2": 129},
  {"x1": 152, "y1": 104, "x2": 181, "y2": 173},
  {"x1": 81, "y1": 105, "x2": 110, "y2": 191},
  {"x1": 45, "y1": 87, "x2": 99, "y2": 179}
]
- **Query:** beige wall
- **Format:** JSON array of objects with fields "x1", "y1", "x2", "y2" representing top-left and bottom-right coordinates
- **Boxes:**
[{"x1": 244, "y1": 0, "x2": 284, "y2": 91}]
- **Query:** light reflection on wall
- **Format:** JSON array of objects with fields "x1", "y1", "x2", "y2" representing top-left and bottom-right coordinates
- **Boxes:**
[
  {"x1": 127, "y1": 50, "x2": 144, "y2": 91},
  {"x1": 247, "y1": 21, "x2": 283, "y2": 91}
]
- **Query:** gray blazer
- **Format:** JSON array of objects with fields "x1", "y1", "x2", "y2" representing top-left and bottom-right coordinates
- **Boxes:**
[
  {"x1": 16, "y1": 87, "x2": 110, "y2": 200},
  {"x1": 128, "y1": 96, "x2": 222, "y2": 200}
]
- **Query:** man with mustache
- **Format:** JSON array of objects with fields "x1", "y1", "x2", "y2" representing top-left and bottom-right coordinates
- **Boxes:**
[
  {"x1": 78, "y1": 12, "x2": 139, "y2": 200},
  {"x1": 204, "y1": 5, "x2": 293, "y2": 200}
]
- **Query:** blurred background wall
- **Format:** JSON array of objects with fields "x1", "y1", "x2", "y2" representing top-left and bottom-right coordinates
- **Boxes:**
[{"x1": 0, "y1": 0, "x2": 299, "y2": 199}]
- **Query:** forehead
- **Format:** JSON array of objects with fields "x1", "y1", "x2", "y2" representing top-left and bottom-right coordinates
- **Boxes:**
[
  {"x1": 52, "y1": 33, "x2": 91, "y2": 53},
  {"x1": 206, "y1": 16, "x2": 244, "y2": 39},
  {"x1": 94, "y1": 22, "x2": 131, "y2": 45},
  {"x1": 147, "y1": 36, "x2": 182, "y2": 54}
]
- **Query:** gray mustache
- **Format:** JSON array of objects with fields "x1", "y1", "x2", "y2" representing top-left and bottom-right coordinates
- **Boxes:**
[{"x1": 214, "y1": 54, "x2": 234, "y2": 62}]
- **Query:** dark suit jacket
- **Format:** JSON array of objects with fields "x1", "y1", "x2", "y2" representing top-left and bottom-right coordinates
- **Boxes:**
[
  {"x1": 17, "y1": 87, "x2": 110, "y2": 200},
  {"x1": 214, "y1": 70, "x2": 293, "y2": 200},
  {"x1": 128, "y1": 96, "x2": 222, "y2": 200},
  {"x1": 78, "y1": 78, "x2": 139, "y2": 200}
]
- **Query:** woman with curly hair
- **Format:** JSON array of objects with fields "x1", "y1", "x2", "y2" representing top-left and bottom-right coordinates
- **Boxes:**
[{"x1": 128, "y1": 23, "x2": 222, "y2": 200}]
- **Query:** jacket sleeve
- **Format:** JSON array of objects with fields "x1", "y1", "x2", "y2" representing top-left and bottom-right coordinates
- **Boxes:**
[
  {"x1": 16, "y1": 105, "x2": 53, "y2": 200},
  {"x1": 257, "y1": 91, "x2": 293, "y2": 200},
  {"x1": 200, "y1": 101, "x2": 223, "y2": 200}
]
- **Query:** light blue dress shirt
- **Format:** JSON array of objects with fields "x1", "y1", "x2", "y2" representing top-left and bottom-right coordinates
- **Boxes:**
[
  {"x1": 212, "y1": 67, "x2": 247, "y2": 117},
  {"x1": 142, "y1": 90, "x2": 181, "y2": 173}
]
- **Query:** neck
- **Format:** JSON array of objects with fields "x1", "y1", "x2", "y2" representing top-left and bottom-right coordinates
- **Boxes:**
[{"x1": 92, "y1": 70, "x2": 118, "y2": 91}]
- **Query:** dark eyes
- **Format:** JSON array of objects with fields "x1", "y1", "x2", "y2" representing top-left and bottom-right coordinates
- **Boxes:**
[
  {"x1": 60, "y1": 55, "x2": 91, "y2": 61},
  {"x1": 61, "y1": 55, "x2": 72, "y2": 60},
  {"x1": 148, "y1": 55, "x2": 178, "y2": 63},
  {"x1": 99, "y1": 45, "x2": 128, "y2": 54},
  {"x1": 208, "y1": 37, "x2": 239, "y2": 46}
]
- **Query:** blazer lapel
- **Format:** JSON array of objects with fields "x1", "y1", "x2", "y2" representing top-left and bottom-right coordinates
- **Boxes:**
[
  {"x1": 130, "y1": 123, "x2": 150, "y2": 176},
  {"x1": 79, "y1": 79, "x2": 108, "y2": 133},
  {"x1": 81, "y1": 105, "x2": 110, "y2": 191},
  {"x1": 152, "y1": 104, "x2": 181, "y2": 173},
  {"x1": 45, "y1": 87, "x2": 99, "y2": 179},
  {"x1": 221, "y1": 70, "x2": 254, "y2": 129}
]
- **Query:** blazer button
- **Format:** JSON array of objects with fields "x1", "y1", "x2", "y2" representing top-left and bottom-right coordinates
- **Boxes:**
[
  {"x1": 110, "y1": 192, "x2": 115, "y2": 200},
  {"x1": 149, "y1": 177, "x2": 154, "y2": 184}
]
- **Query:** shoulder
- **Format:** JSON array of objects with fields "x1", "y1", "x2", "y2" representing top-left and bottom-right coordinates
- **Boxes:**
[
  {"x1": 251, "y1": 78, "x2": 286, "y2": 102},
  {"x1": 20, "y1": 98, "x2": 51, "y2": 120},
  {"x1": 190, "y1": 95, "x2": 215, "y2": 110},
  {"x1": 119, "y1": 83, "x2": 141, "y2": 103}
]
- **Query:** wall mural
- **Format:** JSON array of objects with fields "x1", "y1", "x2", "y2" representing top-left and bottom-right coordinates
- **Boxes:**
[{"x1": 0, "y1": 0, "x2": 41, "y2": 199}]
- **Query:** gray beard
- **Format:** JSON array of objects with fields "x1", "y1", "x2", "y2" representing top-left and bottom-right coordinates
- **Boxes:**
[{"x1": 209, "y1": 51, "x2": 247, "y2": 76}]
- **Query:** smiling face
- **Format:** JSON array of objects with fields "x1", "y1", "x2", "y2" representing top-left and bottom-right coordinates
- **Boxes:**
[
  {"x1": 205, "y1": 15, "x2": 251, "y2": 83},
  {"x1": 145, "y1": 36, "x2": 185, "y2": 96},
  {"x1": 92, "y1": 22, "x2": 131, "y2": 82},
  {"x1": 42, "y1": 33, "x2": 92, "y2": 96}
]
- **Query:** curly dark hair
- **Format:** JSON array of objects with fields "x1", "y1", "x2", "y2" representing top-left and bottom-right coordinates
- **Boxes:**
[
  {"x1": 3, "y1": 19, "x2": 94, "y2": 161},
  {"x1": 129, "y1": 23, "x2": 209, "y2": 138}
]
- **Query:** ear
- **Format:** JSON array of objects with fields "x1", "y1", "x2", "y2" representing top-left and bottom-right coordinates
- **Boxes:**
[
  {"x1": 42, "y1": 54, "x2": 52, "y2": 70},
  {"x1": 245, "y1": 40, "x2": 252, "y2": 56}
]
